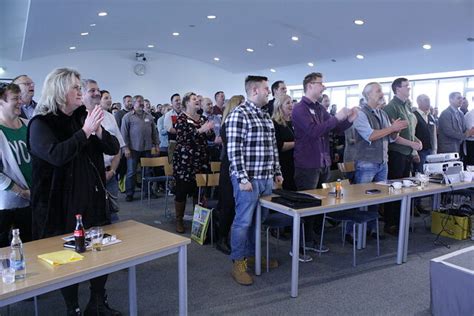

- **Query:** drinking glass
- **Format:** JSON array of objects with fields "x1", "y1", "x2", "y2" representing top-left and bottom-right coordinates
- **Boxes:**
[
  {"x1": 89, "y1": 227, "x2": 104, "y2": 252},
  {"x1": 0, "y1": 252, "x2": 15, "y2": 284}
]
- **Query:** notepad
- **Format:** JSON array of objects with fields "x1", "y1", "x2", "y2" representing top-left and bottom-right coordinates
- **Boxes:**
[{"x1": 38, "y1": 250, "x2": 84, "y2": 266}]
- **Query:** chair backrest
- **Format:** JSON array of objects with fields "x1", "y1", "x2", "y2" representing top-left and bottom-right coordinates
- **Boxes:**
[
  {"x1": 337, "y1": 161, "x2": 355, "y2": 174},
  {"x1": 195, "y1": 173, "x2": 220, "y2": 187},
  {"x1": 140, "y1": 157, "x2": 168, "y2": 167},
  {"x1": 210, "y1": 161, "x2": 221, "y2": 173},
  {"x1": 140, "y1": 157, "x2": 173, "y2": 176},
  {"x1": 322, "y1": 179, "x2": 351, "y2": 189}
]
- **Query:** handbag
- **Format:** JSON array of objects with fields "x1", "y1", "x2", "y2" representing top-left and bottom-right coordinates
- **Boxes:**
[{"x1": 87, "y1": 157, "x2": 120, "y2": 214}]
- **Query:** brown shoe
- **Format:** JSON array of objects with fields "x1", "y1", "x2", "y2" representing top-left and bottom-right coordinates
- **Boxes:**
[
  {"x1": 176, "y1": 219, "x2": 185, "y2": 234},
  {"x1": 231, "y1": 259, "x2": 253, "y2": 285},
  {"x1": 247, "y1": 256, "x2": 279, "y2": 269},
  {"x1": 175, "y1": 201, "x2": 186, "y2": 234}
]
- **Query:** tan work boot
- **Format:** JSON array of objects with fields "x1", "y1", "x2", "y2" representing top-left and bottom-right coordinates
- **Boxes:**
[
  {"x1": 247, "y1": 256, "x2": 279, "y2": 269},
  {"x1": 175, "y1": 201, "x2": 186, "y2": 233},
  {"x1": 231, "y1": 259, "x2": 253, "y2": 285}
]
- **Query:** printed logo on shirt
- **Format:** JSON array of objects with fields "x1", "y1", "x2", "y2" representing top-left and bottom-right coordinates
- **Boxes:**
[{"x1": 9, "y1": 140, "x2": 30, "y2": 165}]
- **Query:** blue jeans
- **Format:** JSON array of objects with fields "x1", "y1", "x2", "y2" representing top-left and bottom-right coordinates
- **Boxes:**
[
  {"x1": 346, "y1": 160, "x2": 388, "y2": 235},
  {"x1": 125, "y1": 150, "x2": 152, "y2": 197},
  {"x1": 230, "y1": 176, "x2": 273, "y2": 261},
  {"x1": 106, "y1": 175, "x2": 120, "y2": 223}
]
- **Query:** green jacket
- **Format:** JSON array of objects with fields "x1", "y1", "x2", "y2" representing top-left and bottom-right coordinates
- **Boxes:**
[{"x1": 383, "y1": 96, "x2": 418, "y2": 156}]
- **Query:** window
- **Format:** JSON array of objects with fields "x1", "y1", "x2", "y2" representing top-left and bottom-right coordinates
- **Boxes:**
[
  {"x1": 412, "y1": 80, "x2": 437, "y2": 108},
  {"x1": 347, "y1": 96, "x2": 360, "y2": 108},
  {"x1": 467, "y1": 77, "x2": 474, "y2": 89},
  {"x1": 437, "y1": 79, "x2": 465, "y2": 113},
  {"x1": 330, "y1": 87, "x2": 346, "y2": 108}
]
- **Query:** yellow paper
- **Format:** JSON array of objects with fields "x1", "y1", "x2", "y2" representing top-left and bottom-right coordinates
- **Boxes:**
[{"x1": 38, "y1": 250, "x2": 84, "y2": 266}]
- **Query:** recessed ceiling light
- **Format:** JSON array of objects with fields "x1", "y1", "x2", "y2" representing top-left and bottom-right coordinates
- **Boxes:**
[
  {"x1": 291, "y1": 36, "x2": 299, "y2": 41},
  {"x1": 69, "y1": 46, "x2": 76, "y2": 50},
  {"x1": 246, "y1": 48, "x2": 254, "y2": 52},
  {"x1": 98, "y1": 12, "x2": 107, "y2": 17},
  {"x1": 0, "y1": 67, "x2": 5, "y2": 74},
  {"x1": 422, "y1": 44, "x2": 432, "y2": 50},
  {"x1": 270, "y1": 69, "x2": 276, "y2": 73},
  {"x1": 356, "y1": 54, "x2": 364, "y2": 59},
  {"x1": 207, "y1": 15, "x2": 216, "y2": 19},
  {"x1": 80, "y1": 32, "x2": 89, "y2": 36},
  {"x1": 354, "y1": 19, "x2": 364, "y2": 25},
  {"x1": 467, "y1": 37, "x2": 474, "y2": 42},
  {"x1": 307, "y1": 62, "x2": 314, "y2": 67},
  {"x1": 172, "y1": 32, "x2": 180, "y2": 36},
  {"x1": 147, "y1": 44, "x2": 155, "y2": 48},
  {"x1": 90, "y1": 24, "x2": 96, "y2": 27},
  {"x1": 267, "y1": 42, "x2": 274, "y2": 47},
  {"x1": 214, "y1": 57, "x2": 220, "y2": 61}
]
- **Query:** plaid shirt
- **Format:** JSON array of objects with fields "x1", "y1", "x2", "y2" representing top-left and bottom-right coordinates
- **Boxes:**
[{"x1": 225, "y1": 101, "x2": 282, "y2": 182}]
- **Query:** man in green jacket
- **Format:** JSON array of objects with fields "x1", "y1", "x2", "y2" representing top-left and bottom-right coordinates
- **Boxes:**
[{"x1": 383, "y1": 78, "x2": 422, "y2": 235}]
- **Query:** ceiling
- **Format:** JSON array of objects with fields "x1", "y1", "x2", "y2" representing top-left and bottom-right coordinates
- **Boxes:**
[{"x1": 1, "y1": 0, "x2": 473, "y2": 74}]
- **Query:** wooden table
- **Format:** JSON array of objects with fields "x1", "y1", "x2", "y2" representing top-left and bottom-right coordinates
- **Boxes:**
[
  {"x1": 0, "y1": 220, "x2": 190, "y2": 316},
  {"x1": 256, "y1": 183, "x2": 408, "y2": 297}
]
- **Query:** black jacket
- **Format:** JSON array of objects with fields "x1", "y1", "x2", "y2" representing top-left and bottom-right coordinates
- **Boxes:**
[{"x1": 27, "y1": 106, "x2": 119, "y2": 239}]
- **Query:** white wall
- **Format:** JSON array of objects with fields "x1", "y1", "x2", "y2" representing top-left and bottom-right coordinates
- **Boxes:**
[{"x1": 2, "y1": 50, "x2": 245, "y2": 104}]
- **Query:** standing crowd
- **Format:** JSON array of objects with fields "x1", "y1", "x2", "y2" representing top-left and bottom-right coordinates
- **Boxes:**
[{"x1": 1, "y1": 67, "x2": 473, "y2": 313}]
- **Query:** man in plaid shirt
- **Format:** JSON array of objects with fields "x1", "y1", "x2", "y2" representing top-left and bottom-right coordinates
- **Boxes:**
[{"x1": 226, "y1": 75, "x2": 283, "y2": 285}]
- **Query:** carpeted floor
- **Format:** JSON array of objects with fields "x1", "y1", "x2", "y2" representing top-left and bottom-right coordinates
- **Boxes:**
[{"x1": 2, "y1": 192, "x2": 472, "y2": 315}]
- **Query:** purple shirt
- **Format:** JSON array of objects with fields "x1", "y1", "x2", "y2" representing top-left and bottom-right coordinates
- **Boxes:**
[{"x1": 293, "y1": 96, "x2": 352, "y2": 169}]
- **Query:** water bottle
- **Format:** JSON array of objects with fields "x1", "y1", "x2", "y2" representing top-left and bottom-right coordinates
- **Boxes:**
[
  {"x1": 335, "y1": 179, "x2": 342, "y2": 199},
  {"x1": 10, "y1": 228, "x2": 26, "y2": 280}
]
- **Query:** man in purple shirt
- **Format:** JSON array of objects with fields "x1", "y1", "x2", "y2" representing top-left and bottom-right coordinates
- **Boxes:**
[{"x1": 293, "y1": 72, "x2": 358, "y2": 254}]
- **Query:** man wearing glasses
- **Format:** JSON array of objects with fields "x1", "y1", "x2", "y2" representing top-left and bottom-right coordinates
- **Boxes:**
[
  {"x1": 12, "y1": 75, "x2": 37, "y2": 119},
  {"x1": 292, "y1": 72, "x2": 358, "y2": 255}
]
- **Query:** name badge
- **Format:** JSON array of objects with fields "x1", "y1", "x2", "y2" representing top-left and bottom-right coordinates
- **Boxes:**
[
  {"x1": 309, "y1": 109, "x2": 315, "y2": 115},
  {"x1": 144, "y1": 118, "x2": 150, "y2": 123},
  {"x1": 429, "y1": 121, "x2": 434, "y2": 125}
]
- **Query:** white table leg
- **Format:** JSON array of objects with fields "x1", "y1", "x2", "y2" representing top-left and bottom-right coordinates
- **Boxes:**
[
  {"x1": 397, "y1": 197, "x2": 407, "y2": 264},
  {"x1": 255, "y1": 203, "x2": 262, "y2": 276},
  {"x1": 291, "y1": 214, "x2": 301, "y2": 298},
  {"x1": 403, "y1": 196, "x2": 412, "y2": 263},
  {"x1": 128, "y1": 266, "x2": 137, "y2": 316},
  {"x1": 178, "y1": 244, "x2": 188, "y2": 316}
]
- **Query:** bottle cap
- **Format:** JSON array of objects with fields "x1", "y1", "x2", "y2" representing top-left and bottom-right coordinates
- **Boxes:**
[{"x1": 12, "y1": 228, "x2": 19, "y2": 234}]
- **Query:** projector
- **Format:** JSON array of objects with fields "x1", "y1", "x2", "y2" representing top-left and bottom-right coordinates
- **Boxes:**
[
  {"x1": 424, "y1": 161, "x2": 463, "y2": 174},
  {"x1": 425, "y1": 153, "x2": 459, "y2": 163}
]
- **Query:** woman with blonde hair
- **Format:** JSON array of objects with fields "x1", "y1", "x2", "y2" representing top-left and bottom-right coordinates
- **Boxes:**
[
  {"x1": 28, "y1": 68, "x2": 120, "y2": 315},
  {"x1": 216, "y1": 95, "x2": 245, "y2": 254},
  {"x1": 272, "y1": 94, "x2": 296, "y2": 190}
]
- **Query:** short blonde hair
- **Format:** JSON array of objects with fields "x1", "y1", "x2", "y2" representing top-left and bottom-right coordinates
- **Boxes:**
[
  {"x1": 222, "y1": 95, "x2": 245, "y2": 125},
  {"x1": 35, "y1": 68, "x2": 81, "y2": 116},
  {"x1": 272, "y1": 95, "x2": 292, "y2": 126}
]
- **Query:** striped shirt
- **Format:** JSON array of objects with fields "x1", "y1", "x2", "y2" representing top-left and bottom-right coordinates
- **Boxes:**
[{"x1": 225, "y1": 101, "x2": 281, "y2": 182}]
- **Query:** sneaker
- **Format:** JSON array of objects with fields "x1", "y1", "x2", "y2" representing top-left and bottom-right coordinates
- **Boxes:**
[
  {"x1": 231, "y1": 259, "x2": 253, "y2": 285},
  {"x1": 247, "y1": 256, "x2": 279, "y2": 269},
  {"x1": 289, "y1": 250, "x2": 313, "y2": 263},
  {"x1": 304, "y1": 244, "x2": 329, "y2": 253}
]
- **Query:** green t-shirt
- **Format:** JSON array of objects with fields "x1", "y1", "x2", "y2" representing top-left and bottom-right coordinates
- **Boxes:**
[{"x1": 0, "y1": 122, "x2": 32, "y2": 188}]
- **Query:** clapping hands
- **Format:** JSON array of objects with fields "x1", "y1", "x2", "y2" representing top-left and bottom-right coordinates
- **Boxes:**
[{"x1": 83, "y1": 105, "x2": 104, "y2": 138}]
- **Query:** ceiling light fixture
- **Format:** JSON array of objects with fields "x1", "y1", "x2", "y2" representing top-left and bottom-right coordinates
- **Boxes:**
[
  {"x1": 172, "y1": 32, "x2": 180, "y2": 36},
  {"x1": 246, "y1": 48, "x2": 254, "y2": 52},
  {"x1": 356, "y1": 54, "x2": 364, "y2": 59},
  {"x1": 270, "y1": 69, "x2": 276, "y2": 73},
  {"x1": 207, "y1": 15, "x2": 216, "y2": 19},
  {"x1": 307, "y1": 62, "x2": 314, "y2": 67},
  {"x1": 467, "y1": 37, "x2": 474, "y2": 42},
  {"x1": 422, "y1": 44, "x2": 432, "y2": 50},
  {"x1": 69, "y1": 46, "x2": 76, "y2": 50},
  {"x1": 291, "y1": 36, "x2": 299, "y2": 41},
  {"x1": 0, "y1": 67, "x2": 5, "y2": 74},
  {"x1": 81, "y1": 32, "x2": 89, "y2": 36},
  {"x1": 354, "y1": 19, "x2": 364, "y2": 25},
  {"x1": 98, "y1": 12, "x2": 107, "y2": 17},
  {"x1": 147, "y1": 44, "x2": 155, "y2": 48},
  {"x1": 267, "y1": 42, "x2": 274, "y2": 47},
  {"x1": 90, "y1": 24, "x2": 96, "y2": 27},
  {"x1": 214, "y1": 57, "x2": 220, "y2": 61}
]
